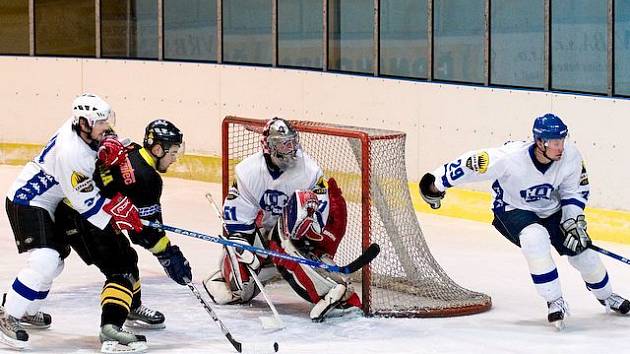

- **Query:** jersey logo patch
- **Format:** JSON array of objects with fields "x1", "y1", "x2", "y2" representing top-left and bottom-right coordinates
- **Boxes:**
[
  {"x1": 70, "y1": 171, "x2": 94, "y2": 193},
  {"x1": 259, "y1": 190, "x2": 289, "y2": 216},
  {"x1": 466, "y1": 151, "x2": 489, "y2": 173},
  {"x1": 119, "y1": 158, "x2": 136, "y2": 185},
  {"x1": 520, "y1": 183, "x2": 554, "y2": 202}
]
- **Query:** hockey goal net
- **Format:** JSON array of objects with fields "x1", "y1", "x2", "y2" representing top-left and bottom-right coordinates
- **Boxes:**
[{"x1": 222, "y1": 116, "x2": 492, "y2": 317}]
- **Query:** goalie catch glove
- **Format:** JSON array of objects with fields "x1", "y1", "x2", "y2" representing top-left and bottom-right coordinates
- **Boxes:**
[
  {"x1": 561, "y1": 215, "x2": 591, "y2": 254},
  {"x1": 419, "y1": 173, "x2": 445, "y2": 209},
  {"x1": 228, "y1": 234, "x2": 261, "y2": 271}
]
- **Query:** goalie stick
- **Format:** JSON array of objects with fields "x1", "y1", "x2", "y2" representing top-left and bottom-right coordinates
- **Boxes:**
[
  {"x1": 142, "y1": 220, "x2": 380, "y2": 274},
  {"x1": 186, "y1": 281, "x2": 279, "y2": 353},
  {"x1": 205, "y1": 192, "x2": 286, "y2": 330}
]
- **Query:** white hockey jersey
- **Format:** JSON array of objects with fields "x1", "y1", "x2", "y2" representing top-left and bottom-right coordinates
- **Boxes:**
[
  {"x1": 7, "y1": 118, "x2": 112, "y2": 229},
  {"x1": 223, "y1": 150, "x2": 329, "y2": 234},
  {"x1": 431, "y1": 140, "x2": 589, "y2": 221}
]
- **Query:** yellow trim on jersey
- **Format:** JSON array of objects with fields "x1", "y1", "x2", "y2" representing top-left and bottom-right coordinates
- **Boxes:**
[
  {"x1": 139, "y1": 148, "x2": 157, "y2": 168},
  {"x1": 150, "y1": 236, "x2": 171, "y2": 255}
]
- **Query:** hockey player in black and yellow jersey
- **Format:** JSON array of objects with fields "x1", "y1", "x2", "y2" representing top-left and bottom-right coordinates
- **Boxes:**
[{"x1": 54, "y1": 119, "x2": 191, "y2": 353}]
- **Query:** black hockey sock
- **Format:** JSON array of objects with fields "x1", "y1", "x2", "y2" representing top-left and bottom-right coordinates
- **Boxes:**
[
  {"x1": 100, "y1": 280, "x2": 133, "y2": 327},
  {"x1": 130, "y1": 280, "x2": 142, "y2": 311}
]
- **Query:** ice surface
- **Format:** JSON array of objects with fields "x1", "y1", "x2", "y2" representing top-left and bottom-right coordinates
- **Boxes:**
[{"x1": 0, "y1": 165, "x2": 628, "y2": 354}]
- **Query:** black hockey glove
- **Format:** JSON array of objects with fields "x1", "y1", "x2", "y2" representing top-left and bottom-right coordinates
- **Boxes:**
[
  {"x1": 419, "y1": 173, "x2": 446, "y2": 209},
  {"x1": 156, "y1": 244, "x2": 192, "y2": 285},
  {"x1": 560, "y1": 215, "x2": 591, "y2": 254}
]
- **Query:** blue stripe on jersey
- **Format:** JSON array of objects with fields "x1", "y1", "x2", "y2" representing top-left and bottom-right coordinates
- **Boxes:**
[
  {"x1": 12, "y1": 278, "x2": 49, "y2": 301},
  {"x1": 225, "y1": 223, "x2": 256, "y2": 234},
  {"x1": 81, "y1": 196, "x2": 106, "y2": 219},
  {"x1": 491, "y1": 180, "x2": 506, "y2": 213},
  {"x1": 138, "y1": 204, "x2": 161, "y2": 217},
  {"x1": 12, "y1": 170, "x2": 59, "y2": 206},
  {"x1": 531, "y1": 268, "x2": 559, "y2": 284},
  {"x1": 586, "y1": 272, "x2": 609, "y2": 290},
  {"x1": 38, "y1": 135, "x2": 57, "y2": 164},
  {"x1": 560, "y1": 198, "x2": 586, "y2": 210}
]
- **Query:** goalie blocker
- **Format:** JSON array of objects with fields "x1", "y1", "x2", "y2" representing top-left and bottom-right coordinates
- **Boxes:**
[{"x1": 204, "y1": 178, "x2": 362, "y2": 321}]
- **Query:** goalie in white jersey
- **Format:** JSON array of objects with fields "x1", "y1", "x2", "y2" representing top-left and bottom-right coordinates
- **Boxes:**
[
  {"x1": 203, "y1": 117, "x2": 361, "y2": 321},
  {"x1": 419, "y1": 113, "x2": 629, "y2": 329},
  {"x1": 0, "y1": 94, "x2": 143, "y2": 349}
]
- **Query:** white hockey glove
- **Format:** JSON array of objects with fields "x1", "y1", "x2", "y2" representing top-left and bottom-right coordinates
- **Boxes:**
[
  {"x1": 560, "y1": 215, "x2": 591, "y2": 254},
  {"x1": 419, "y1": 173, "x2": 445, "y2": 209},
  {"x1": 228, "y1": 234, "x2": 261, "y2": 271}
]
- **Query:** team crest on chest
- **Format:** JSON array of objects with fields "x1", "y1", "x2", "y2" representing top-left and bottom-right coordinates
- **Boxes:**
[
  {"x1": 259, "y1": 190, "x2": 289, "y2": 216},
  {"x1": 520, "y1": 183, "x2": 554, "y2": 202}
]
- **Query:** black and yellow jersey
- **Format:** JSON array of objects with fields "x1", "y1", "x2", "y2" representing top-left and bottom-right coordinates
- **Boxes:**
[{"x1": 94, "y1": 143, "x2": 170, "y2": 254}]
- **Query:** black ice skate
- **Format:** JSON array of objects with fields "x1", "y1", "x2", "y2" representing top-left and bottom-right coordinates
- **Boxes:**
[
  {"x1": 100, "y1": 324, "x2": 147, "y2": 353},
  {"x1": 598, "y1": 293, "x2": 630, "y2": 314},
  {"x1": 2, "y1": 293, "x2": 51, "y2": 329},
  {"x1": 124, "y1": 305, "x2": 165, "y2": 329},
  {"x1": 0, "y1": 306, "x2": 28, "y2": 349},
  {"x1": 547, "y1": 297, "x2": 569, "y2": 330}
]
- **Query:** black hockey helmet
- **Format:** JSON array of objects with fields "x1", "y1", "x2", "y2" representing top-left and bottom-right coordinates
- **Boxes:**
[{"x1": 143, "y1": 119, "x2": 183, "y2": 151}]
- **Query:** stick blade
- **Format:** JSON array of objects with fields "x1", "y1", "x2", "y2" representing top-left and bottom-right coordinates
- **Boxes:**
[{"x1": 341, "y1": 243, "x2": 380, "y2": 274}]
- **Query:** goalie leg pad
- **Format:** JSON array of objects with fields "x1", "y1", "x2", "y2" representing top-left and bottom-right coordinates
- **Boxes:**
[
  {"x1": 203, "y1": 250, "x2": 262, "y2": 305},
  {"x1": 270, "y1": 240, "x2": 355, "y2": 308}
]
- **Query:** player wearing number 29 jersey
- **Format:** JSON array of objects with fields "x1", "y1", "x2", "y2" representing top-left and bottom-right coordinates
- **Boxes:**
[
  {"x1": 431, "y1": 139, "x2": 588, "y2": 221},
  {"x1": 419, "y1": 113, "x2": 629, "y2": 329}
]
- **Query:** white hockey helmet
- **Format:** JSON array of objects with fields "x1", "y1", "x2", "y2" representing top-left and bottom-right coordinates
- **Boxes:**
[
  {"x1": 260, "y1": 117, "x2": 300, "y2": 170},
  {"x1": 71, "y1": 93, "x2": 116, "y2": 127}
]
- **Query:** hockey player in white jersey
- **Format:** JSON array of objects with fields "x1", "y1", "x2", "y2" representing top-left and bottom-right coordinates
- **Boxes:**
[
  {"x1": 0, "y1": 93, "x2": 143, "y2": 349},
  {"x1": 203, "y1": 117, "x2": 360, "y2": 321},
  {"x1": 419, "y1": 113, "x2": 630, "y2": 329}
]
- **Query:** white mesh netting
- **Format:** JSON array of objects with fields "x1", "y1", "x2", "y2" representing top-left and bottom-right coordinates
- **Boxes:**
[{"x1": 223, "y1": 117, "x2": 491, "y2": 317}]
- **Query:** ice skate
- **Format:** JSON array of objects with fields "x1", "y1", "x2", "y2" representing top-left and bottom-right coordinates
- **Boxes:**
[
  {"x1": 547, "y1": 297, "x2": 569, "y2": 330},
  {"x1": 599, "y1": 293, "x2": 630, "y2": 315},
  {"x1": 124, "y1": 304, "x2": 165, "y2": 329},
  {"x1": 2, "y1": 293, "x2": 51, "y2": 329},
  {"x1": 0, "y1": 306, "x2": 28, "y2": 350},
  {"x1": 100, "y1": 324, "x2": 147, "y2": 353}
]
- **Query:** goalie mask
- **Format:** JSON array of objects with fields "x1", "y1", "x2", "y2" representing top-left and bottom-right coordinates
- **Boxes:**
[
  {"x1": 282, "y1": 190, "x2": 325, "y2": 242},
  {"x1": 261, "y1": 117, "x2": 300, "y2": 171}
]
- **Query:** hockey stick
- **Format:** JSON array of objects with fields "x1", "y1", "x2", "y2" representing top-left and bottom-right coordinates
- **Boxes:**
[
  {"x1": 185, "y1": 281, "x2": 279, "y2": 353},
  {"x1": 142, "y1": 220, "x2": 380, "y2": 274},
  {"x1": 205, "y1": 192, "x2": 285, "y2": 331},
  {"x1": 590, "y1": 244, "x2": 630, "y2": 265}
]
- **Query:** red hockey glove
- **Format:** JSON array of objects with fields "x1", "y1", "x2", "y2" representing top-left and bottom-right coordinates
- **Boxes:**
[
  {"x1": 103, "y1": 192, "x2": 143, "y2": 232},
  {"x1": 98, "y1": 137, "x2": 128, "y2": 168}
]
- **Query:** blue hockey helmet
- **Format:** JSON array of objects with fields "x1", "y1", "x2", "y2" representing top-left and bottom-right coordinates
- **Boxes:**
[{"x1": 532, "y1": 114, "x2": 568, "y2": 141}]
